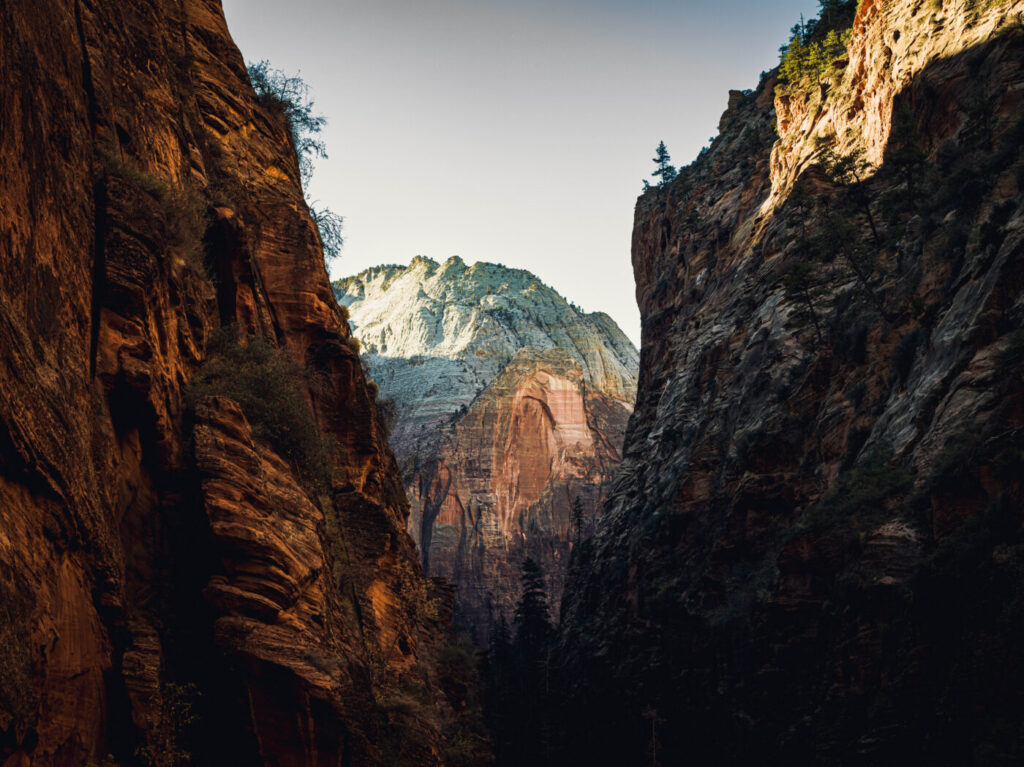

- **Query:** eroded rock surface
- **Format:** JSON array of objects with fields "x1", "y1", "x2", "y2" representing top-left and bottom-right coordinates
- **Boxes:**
[
  {"x1": 0, "y1": 2, "x2": 467, "y2": 765},
  {"x1": 560, "y1": 1, "x2": 1024, "y2": 764},
  {"x1": 335, "y1": 258, "x2": 638, "y2": 635}
]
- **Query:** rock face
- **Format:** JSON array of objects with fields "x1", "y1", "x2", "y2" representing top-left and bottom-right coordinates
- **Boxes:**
[
  {"x1": 560, "y1": 1, "x2": 1024, "y2": 764},
  {"x1": 334, "y1": 258, "x2": 638, "y2": 635},
  {"x1": 0, "y1": 2, "x2": 475, "y2": 766}
]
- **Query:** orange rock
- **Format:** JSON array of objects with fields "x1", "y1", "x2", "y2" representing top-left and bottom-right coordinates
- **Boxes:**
[
  {"x1": 410, "y1": 350, "x2": 633, "y2": 635},
  {"x1": 0, "y1": 1, "x2": 454, "y2": 764}
]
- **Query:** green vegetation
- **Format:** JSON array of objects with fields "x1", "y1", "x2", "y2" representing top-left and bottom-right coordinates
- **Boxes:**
[
  {"x1": 485, "y1": 558, "x2": 555, "y2": 766},
  {"x1": 104, "y1": 157, "x2": 209, "y2": 275},
  {"x1": 373, "y1": 635, "x2": 492, "y2": 767},
  {"x1": 134, "y1": 682, "x2": 201, "y2": 767},
  {"x1": 643, "y1": 140, "x2": 677, "y2": 191},
  {"x1": 247, "y1": 60, "x2": 326, "y2": 188},
  {"x1": 797, "y1": 444, "x2": 912, "y2": 535},
  {"x1": 247, "y1": 60, "x2": 344, "y2": 264},
  {"x1": 436, "y1": 634, "x2": 494, "y2": 767},
  {"x1": 103, "y1": 156, "x2": 167, "y2": 197},
  {"x1": 310, "y1": 204, "x2": 344, "y2": 264},
  {"x1": 368, "y1": 576, "x2": 491, "y2": 767},
  {"x1": 778, "y1": 28, "x2": 850, "y2": 89},
  {"x1": 777, "y1": 1, "x2": 857, "y2": 92},
  {"x1": 375, "y1": 675, "x2": 441, "y2": 767},
  {"x1": 188, "y1": 327, "x2": 330, "y2": 490}
]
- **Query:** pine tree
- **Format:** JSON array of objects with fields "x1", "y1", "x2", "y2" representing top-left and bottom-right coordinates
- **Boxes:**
[
  {"x1": 484, "y1": 613, "x2": 515, "y2": 762},
  {"x1": 500, "y1": 559, "x2": 553, "y2": 767},
  {"x1": 783, "y1": 259, "x2": 826, "y2": 344},
  {"x1": 514, "y1": 558, "x2": 552, "y2": 652},
  {"x1": 488, "y1": 613, "x2": 512, "y2": 670},
  {"x1": 816, "y1": 0, "x2": 858, "y2": 35},
  {"x1": 647, "y1": 141, "x2": 677, "y2": 188},
  {"x1": 571, "y1": 496, "x2": 585, "y2": 544},
  {"x1": 777, "y1": 0, "x2": 856, "y2": 90}
]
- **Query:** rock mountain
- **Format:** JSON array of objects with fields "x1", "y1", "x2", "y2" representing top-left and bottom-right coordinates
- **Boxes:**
[
  {"x1": 334, "y1": 257, "x2": 638, "y2": 636},
  {"x1": 0, "y1": 2, "x2": 484, "y2": 765},
  {"x1": 4, "y1": 0, "x2": 1024, "y2": 765},
  {"x1": 558, "y1": 0, "x2": 1024, "y2": 764}
]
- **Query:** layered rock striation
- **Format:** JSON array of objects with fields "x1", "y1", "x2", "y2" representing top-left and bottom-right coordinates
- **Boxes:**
[
  {"x1": 334, "y1": 258, "x2": 638, "y2": 636},
  {"x1": 560, "y1": 1, "x2": 1024, "y2": 764},
  {"x1": 0, "y1": 2, "x2": 474, "y2": 765}
]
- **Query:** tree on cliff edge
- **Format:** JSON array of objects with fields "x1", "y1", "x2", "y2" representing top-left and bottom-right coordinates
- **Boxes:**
[
  {"x1": 644, "y1": 141, "x2": 677, "y2": 190},
  {"x1": 247, "y1": 60, "x2": 343, "y2": 265},
  {"x1": 247, "y1": 60, "x2": 326, "y2": 189}
]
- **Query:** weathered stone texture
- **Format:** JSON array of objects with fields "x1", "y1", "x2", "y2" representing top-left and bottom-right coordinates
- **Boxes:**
[
  {"x1": 561, "y1": 1, "x2": 1024, "y2": 764},
  {"x1": 0, "y1": 2, "x2": 452, "y2": 765},
  {"x1": 335, "y1": 258, "x2": 638, "y2": 636}
]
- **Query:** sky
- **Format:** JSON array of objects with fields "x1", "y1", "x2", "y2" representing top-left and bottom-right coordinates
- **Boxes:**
[{"x1": 221, "y1": 0, "x2": 823, "y2": 346}]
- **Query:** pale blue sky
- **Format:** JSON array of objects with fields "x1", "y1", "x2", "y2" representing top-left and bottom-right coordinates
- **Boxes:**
[{"x1": 221, "y1": 0, "x2": 822, "y2": 345}]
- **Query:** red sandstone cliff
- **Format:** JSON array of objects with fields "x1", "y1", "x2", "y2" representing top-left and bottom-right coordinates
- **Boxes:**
[
  {"x1": 0, "y1": 2, "x2": 478, "y2": 765},
  {"x1": 334, "y1": 259, "x2": 638, "y2": 638},
  {"x1": 408, "y1": 348, "x2": 633, "y2": 635}
]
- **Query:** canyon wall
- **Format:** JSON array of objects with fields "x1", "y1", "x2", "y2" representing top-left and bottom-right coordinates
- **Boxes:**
[
  {"x1": 334, "y1": 258, "x2": 637, "y2": 637},
  {"x1": 0, "y1": 2, "x2": 479, "y2": 765},
  {"x1": 560, "y1": 1, "x2": 1024, "y2": 764}
]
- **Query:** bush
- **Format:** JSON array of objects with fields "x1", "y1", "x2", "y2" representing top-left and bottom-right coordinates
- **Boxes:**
[
  {"x1": 246, "y1": 61, "x2": 344, "y2": 267},
  {"x1": 104, "y1": 158, "x2": 208, "y2": 274},
  {"x1": 437, "y1": 633, "x2": 493, "y2": 767},
  {"x1": 310, "y1": 204, "x2": 344, "y2": 264},
  {"x1": 247, "y1": 60, "x2": 326, "y2": 189},
  {"x1": 776, "y1": 1, "x2": 857, "y2": 92},
  {"x1": 164, "y1": 185, "x2": 208, "y2": 273},
  {"x1": 188, "y1": 327, "x2": 330, "y2": 489},
  {"x1": 104, "y1": 156, "x2": 166, "y2": 196},
  {"x1": 798, "y1": 444, "x2": 912, "y2": 534}
]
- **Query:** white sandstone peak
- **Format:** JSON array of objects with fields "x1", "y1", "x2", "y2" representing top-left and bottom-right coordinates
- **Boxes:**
[{"x1": 333, "y1": 257, "x2": 639, "y2": 458}]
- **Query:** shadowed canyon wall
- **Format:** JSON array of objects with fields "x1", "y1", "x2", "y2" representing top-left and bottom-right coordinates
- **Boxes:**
[
  {"x1": 334, "y1": 258, "x2": 638, "y2": 639},
  {"x1": 0, "y1": 2, "x2": 483, "y2": 765},
  {"x1": 560, "y1": 1, "x2": 1024, "y2": 764}
]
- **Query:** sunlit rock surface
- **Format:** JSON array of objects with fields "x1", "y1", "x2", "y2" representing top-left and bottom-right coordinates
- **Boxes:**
[
  {"x1": 335, "y1": 257, "x2": 638, "y2": 636},
  {"x1": 0, "y1": 2, "x2": 466, "y2": 764},
  {"x1": 558, "y1": 0, "x2": 1024, "y2": 764}
]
